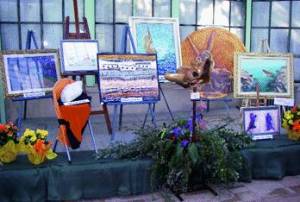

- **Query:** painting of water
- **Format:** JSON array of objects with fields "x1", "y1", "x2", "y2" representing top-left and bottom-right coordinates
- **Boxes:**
[
  {"x1": 234, "y1": 53, "x2": 294, "y2": 98},
  {"x1": 0, "y1": 50, "x2": 60, "y2": 97},
  {"x1": 129, "y1": 17, "x2": 181, "y2": 82}
]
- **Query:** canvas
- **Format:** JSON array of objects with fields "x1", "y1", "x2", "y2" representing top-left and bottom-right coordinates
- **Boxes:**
[
  {"x1": 234, "y1": 53, "x2": 294, "y2": 98},
  {"x1": 0, "y1": 49, "x2": 60, "y2": 97},
  {"x1": 60, "y1": 40, "x2": 99, "y2": 75},
  {"x1": 242, "y1": 106, "x2": 280, "y2": 137},
  {"x1": 97, "y1": 53, "x2": 160, "y2": 104},
  {"x1": 129, "y1": 17, "x2": 181, "y2": 82}
]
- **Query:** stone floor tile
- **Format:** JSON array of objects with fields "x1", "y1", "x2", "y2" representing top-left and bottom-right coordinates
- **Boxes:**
[
  {"x1": 289, "y1": 185, "x2": 300, "y2": 193},
  {"x1": 280, "y1": 176, "x2": 300, "y2": 187}
]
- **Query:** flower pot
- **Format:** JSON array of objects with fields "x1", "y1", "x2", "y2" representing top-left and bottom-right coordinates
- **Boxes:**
[
  {"x1": 27, "y1": 150, "x2": 46, "y2": 165},
  {"x1": 287, "y1": 130, "x2": 300, "y2": 141},
  {"x1": 0, "y1": 141, "x2": 18, "y2": 163}
]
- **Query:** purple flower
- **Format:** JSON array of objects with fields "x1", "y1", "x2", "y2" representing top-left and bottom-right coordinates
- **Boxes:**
[
  {"x1": 181, "y1": 139, "x2": 189, "y2": 148},
  {"x1": 185, "y1": 119, "x2": 193, "y2": 132},
  {"x1": 172, "y1": 127, "x2": 182, "y2": 138}
]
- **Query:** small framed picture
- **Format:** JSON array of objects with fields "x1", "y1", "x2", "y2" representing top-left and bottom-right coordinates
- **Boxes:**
[
  {"x1": 0, "y1": 49, "x2": 61, "y2": 97},
  {"x1": 97, "y1": 53, "x2": 160, "y2": 104},
  {"x1": 242, "y1": 106, "x2": 281, "y2": 139},
  {"x1": 60, "y1": 39, "x2": 99, "y2": 75},
  {"x1": 234, "y1": 53, "x2": 294, "y2": 98}
]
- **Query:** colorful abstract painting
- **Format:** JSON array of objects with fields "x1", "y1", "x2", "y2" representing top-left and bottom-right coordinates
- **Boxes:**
[
  {"x1": 97, "y1": 54, "x2": 160, "y2": 104},
  {"x1": 0, "y1": 49, "x2": 60, "y2": 97},
  {"x1": 129, "y1": 17, "x2": 181, "y2": 82},
  {"x1": 234, "y1": 53, "x2": 294, "y2": 98}
]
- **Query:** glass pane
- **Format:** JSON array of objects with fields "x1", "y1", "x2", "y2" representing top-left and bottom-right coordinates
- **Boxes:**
[
  {"x1": 0, "y1": 24, "x2": 19, "y2": 50},
  {"x1": 230, "y1": 28, "x2": 244, "y2": 43},
  {"x1": 0, "y1": 0, "x2": 17, "y2": 22},
  {"x1": 180, "y1": 26, "x2": 195, "y2": 41},
  {"x1": 115, "y1": 24, "x2": 127, "y2": 53},
  {"x1": 292, "y1": 1, "x2": 300, "y2": 27},
  {"x1": 96, "y1": 0, "x2": 113, "y2": 23},
  {"x1": 135, "y1": 0, "x2": 152, "y2": 17},
  {"x1": 214, "y1": 0, "x2": 229, "y2": 26},
  {"x1": 180, "y1": 0, "x2": 196, "y2": 24},
  {"x1": 115, "y1": 0, "x2": 132, "y2": 23},
  {"x1": 96, "y1": 24, "x2": 113, "y2": 53},
  {"x1": 21, "y1": 24, "x2": 41, "y2": 49},
  {"x1": 20, "y1": 0, "x2": 40, "y2": 22},
  {"x1": 43, "y1": 24, "x2": 63, "y2": 48},
  {"x1": 252, "y1": 2, "x2": 269, "y2": 27},
  {"x1": 43, "y1": 0, "x2": 62, "y2": 22},
  {"x1": 294, "y1": 58, "x2": 300, "y2": 81},
  {"x1": 64, "y1": 0, "x2": 84, "y2": 22},
  {"x1": 251, "y1": 28, "x2": 268, "y2": 52},
  {"x1": 154, "y1": 0, "x2": 170, "y2": 17},
  {"x1": 291, "y1": 30, "x2": 300, "y2": 55},
  {"x1": 197, "y1": 0, "x2": 213, "y2": 25},
  {"x1": 231, "y1": 1, "x2": 244, "y2": 26},
  {"x1": 270, "y1": 29, "x2": 288, "y2": 52},
  {"x1": 271, "y1": 1, "x2": 289, "y2": 27}
]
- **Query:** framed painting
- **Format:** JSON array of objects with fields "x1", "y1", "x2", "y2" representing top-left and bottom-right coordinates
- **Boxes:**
[
  {"x1": 234, "y1": 53, "x2": 294, "y2": 98},
  {"x1": 0, "y1": 49, "x2": 60, "y2": 97},
  {"x1": 97, "y1": 53, "x2": 160, "y2": 104},
  {"x1": 60, "y1": 39, "x2": 99, "y2": 75},
  {"x1": 242, "y1": 106, "x2": 281, "y2": 140},
  {"x1": 129, "y1": 17, "x2": 182, "y2": 82}
]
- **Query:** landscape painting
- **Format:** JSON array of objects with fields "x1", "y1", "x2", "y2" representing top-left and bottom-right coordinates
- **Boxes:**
[
  {"x1": 61, "y1": 40, "x2": 98, "y2": 75},
  {"x1": 97, "y1": 54, "x2": 160, "y2": 104},
  {"x1": 129, "y1": 17, "x2": 181, "y2": 82},
  {"x1": 234, "y1": 53, "x2": 294, "y2": 98},
  {"x1": 0, "y1": 49, "x2": 60, "y2": 97}
]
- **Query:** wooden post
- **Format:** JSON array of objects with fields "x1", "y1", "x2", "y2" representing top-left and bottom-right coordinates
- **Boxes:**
[{"x1": 192, "y1": 86, "x2": 197, "y2": 136}]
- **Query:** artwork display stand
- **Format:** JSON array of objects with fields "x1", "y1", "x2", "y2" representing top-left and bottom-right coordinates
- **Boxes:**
[
  {"x1": 108, "y1": 26, "x2": 157, "y2": 140},
  {"x1": 11, "y1": 30, "x2": 52, "y2": 132},
  {"x1": 64, "y1": 0, "x2": 112, "y2": 135}
]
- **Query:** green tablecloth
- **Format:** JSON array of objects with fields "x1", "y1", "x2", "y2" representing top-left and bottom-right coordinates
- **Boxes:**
[{"x1": 1, "y1": 135, "x2": 300, "y2": 201}]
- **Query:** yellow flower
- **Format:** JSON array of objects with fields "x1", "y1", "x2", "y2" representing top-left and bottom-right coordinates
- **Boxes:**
[
  {"x1": 30, "y1": 135, "x2": 37, "y2": 142},
  {"x1": 23, "y1": 129, "x2": 35, "y2": 137},
  {"x1": 297, "y1": 112, "x2": 300, "y2": 116},
  {"x1": 288, "y1": 119, "x2": 294, "y2": 125},
  {"x1": 284, "y1": 111, "x2": 294, "y2": 120},
  {"x1": 282, "y1": 119, "x2": 288, "y2": 128},
  {"x1": 36, "y1": 129, "x2": 48, "y2": 138}
]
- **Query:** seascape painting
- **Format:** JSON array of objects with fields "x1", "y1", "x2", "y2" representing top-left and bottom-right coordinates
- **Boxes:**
[
  {"x1": 97, "y1": 54, "x2": 160, "y2": 104},
  {"x1": 0, "y1": 50, "x2": 60, "y2": 97},
  {"x1": 61, "y1": 40, "x2": 98, "y2": 75},
  {"x1": 234, "y1": 53, "x2": 294, "y2": 98},
  {"x1": 243, "y1": 106, "x2": 280, "y2": 136},
  {"x1": 129, "y1": 17, "x2": 181, "y2": 82}
]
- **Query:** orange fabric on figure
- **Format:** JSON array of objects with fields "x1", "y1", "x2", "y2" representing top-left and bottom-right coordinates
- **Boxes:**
[{"x1": 53, "y1": 78, "x2": 91, "y2": 149}]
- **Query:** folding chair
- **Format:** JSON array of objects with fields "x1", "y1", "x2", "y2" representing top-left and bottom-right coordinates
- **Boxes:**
[{"x1": 52, "y1": 78, "x2": 98, "y2": 163}]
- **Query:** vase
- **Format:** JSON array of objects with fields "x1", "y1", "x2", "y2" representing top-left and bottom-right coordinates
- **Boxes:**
[
  {"x1": 27, "y1": 149, "x2": 46, "y2": 165},
  {"x1": 0, "y1": 141, "x2": 18, "y2": 163},
  {"x1": 287, "y1": 130, "x2": 300, "y2": 141}
]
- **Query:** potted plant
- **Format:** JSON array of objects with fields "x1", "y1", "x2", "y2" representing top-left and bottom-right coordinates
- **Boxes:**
[{"x1": 0, "y1": 122, "x2": 19, "y2": 163}]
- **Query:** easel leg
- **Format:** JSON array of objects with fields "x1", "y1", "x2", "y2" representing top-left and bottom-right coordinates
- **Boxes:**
[
  {"x1": 149, "y1": 104, "x2": 157, "y2": 127},
  {"x1": 118, "y1": 104, "x2": 123, "y2": 131},
  {"x1": 159, "y1": 85, "x2": 175, "y2": 121},
  {"x1": 111, "y1": 105, "x2": 119, "y2": 141},
  {"x1": 88, "y1": 119, "x2": 98, "y2": 154},
  {"x1": 102, "y1": 104, "x2": 112, "y2": 135},
  {"x1": 23, "y1": 100, "x2": 27, "y2": 120}
]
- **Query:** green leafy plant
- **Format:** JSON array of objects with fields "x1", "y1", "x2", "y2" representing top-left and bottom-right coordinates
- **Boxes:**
[{"x1": 98, "y1": 116, "x2": 251, "y2": 193}]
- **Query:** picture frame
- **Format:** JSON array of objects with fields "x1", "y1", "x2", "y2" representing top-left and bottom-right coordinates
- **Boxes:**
[
  {"x1": 129, "y1": 17, "x2": 182, "y2": 82},
  {"x1": 242, "y1": 106, "x2": 281, "y2": 139},
  {"x1": 0, "y1": 49, "x2": 61, "y2": 97},
  {"x1": 60, "y1": 39, "x2": 99, "y2": 75},
  {"x1": 234, "y1": 53, "x2": 294, "y2": 98},
  {"x1": 97, "y1": 53, "x2": 160, "y2": 104}
]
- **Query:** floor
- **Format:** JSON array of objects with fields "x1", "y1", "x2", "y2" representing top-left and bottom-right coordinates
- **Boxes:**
[{"x1": 18, "y1": 106, "x2": 300, "y2": 202}]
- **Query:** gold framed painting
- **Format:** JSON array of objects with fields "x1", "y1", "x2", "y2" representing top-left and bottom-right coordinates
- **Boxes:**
[
  {"x1": 0, "y1": 49, "x2": 61, "y2": 97},
  {"x1": 234, "y1": 52, "x2": 294, "y2": 98}
]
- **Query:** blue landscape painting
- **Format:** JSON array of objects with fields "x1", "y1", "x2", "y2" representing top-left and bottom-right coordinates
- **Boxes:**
[
  {"x1": 7, "y1": 55, "x2": 58, "y2": 92},
  {"x1": 135, "y1": 23, "x2": 177, "y2": 82}
]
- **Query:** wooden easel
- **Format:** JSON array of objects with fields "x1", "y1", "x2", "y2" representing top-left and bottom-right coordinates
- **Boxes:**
[{"x1": 64, "y1": 0, "x2": 112, "y2": 135}]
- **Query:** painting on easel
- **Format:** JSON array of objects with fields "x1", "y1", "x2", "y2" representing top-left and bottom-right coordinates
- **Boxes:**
[
  {"x1": 0, "y1": 49, "x2": 60, "y2": 97},
  {"x1": 97, "y1": 54, "x2": 160, "y2": 104},
  {"x1": 234, "y1": 53, "x2": 294, "y2": 98},
  {"x1": 129, "y1": 17, "x2": 181, "y2": 82}
]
